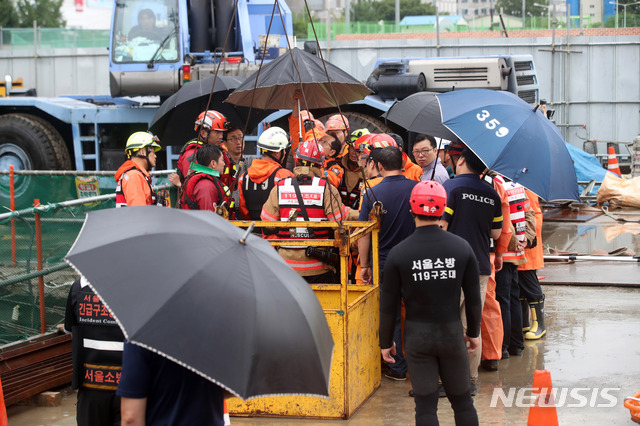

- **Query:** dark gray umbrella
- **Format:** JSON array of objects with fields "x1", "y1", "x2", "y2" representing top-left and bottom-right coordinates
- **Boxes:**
[
  {"x1": 381, "y1": 91, "x2": 461, "y2": 142},
  {"x1": 149, "y1": 75, "x2": 273, "y2": 145},
  {"x1": 65, "y1": 206, "x2": 333, "y2": 399},
  {"x1": 224, "y1": 47, "x2": 372, "y2": 110}
]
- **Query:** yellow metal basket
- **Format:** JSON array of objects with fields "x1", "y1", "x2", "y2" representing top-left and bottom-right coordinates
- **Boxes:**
[{"x1": 625, "y1": 390, "x2": 640, "y2": 424}]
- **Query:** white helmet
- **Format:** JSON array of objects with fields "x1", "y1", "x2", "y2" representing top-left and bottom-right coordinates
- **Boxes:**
[{"x1": 258, "y1": 127, "x2": 290, "y2": 153}]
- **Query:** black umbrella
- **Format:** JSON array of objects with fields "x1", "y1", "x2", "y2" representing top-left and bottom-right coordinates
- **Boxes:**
[
  {"x1": 65, "y1": 206, "x2": 334, "y2": 399},
  {"x1": 381, "y1": 91, "x2": 460, "y2": 143},
  {"x1": 149, "y1": 75, "x2": 273, "y2": 145},
  {"x1": 224, "y1": 47, "x2": 372, "y2": 110}
]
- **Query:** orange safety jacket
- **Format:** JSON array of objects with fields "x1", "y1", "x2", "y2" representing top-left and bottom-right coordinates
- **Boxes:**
[
  {"x1": 402, "y1": 153, "x2": 422, "y2": 181},
  {"x1": 519, "y1": 189, "x2": 544, "y2": 271},
  {"x1": 496, "y1": 177, "x2": 534, "y2": 264},
  {"x1": 114, "y1": 161, "x2": 157, "y2": 207}
]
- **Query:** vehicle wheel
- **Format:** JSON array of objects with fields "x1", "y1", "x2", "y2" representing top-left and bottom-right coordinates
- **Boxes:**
[
  {"x1": 16, "y1": 114, "x2": 72, "y2": 169},
  {"x1": 0, "y1": 114, "x2": 64, "y2": 171},
  {"x1": 317, "y1": 111, "x2": 393, "y2": 135}
]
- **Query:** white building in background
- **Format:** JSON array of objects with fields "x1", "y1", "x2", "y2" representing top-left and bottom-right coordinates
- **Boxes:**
[{"x1": 62, "y1": 0, "x2": 112, "y2": 29}]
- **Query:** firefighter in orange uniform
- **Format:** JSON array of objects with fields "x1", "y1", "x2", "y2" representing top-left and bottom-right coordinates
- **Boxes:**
[
  {"x1": 115, "y1": 132, "x2": 165, "y2": 207},
  {"x1": 261, "y1": 139, "x2": 357, "y2": 283}
]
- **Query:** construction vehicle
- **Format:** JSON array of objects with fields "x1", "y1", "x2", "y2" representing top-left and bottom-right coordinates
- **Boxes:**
[
  {"x1": 0, "y1": 0, "x2": 293, "y2": 174},
  {"x1": 0, "y1": 0, "x2": 539, "y2": 174},
  {"x1": 271, "y1": 53, "x2": 540, "y2": 151}
]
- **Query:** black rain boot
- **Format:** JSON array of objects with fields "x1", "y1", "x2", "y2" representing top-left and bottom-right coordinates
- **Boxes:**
[
  {"x1": 521, "y1": 297, "x2": 530, "y2": 332},
  {"x1": 525, "y1": 296, "x2": 546, "y2": 340}
]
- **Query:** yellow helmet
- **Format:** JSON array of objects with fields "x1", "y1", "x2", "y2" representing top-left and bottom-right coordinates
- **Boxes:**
[{"x1": 125, "y1": 132, "x2": 161, "y2": 157}]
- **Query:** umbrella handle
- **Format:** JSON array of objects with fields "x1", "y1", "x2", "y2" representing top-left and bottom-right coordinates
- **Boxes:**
[
  {"x1": 298, "y1": 98, "x2": 303, "y2": 141},
  {"x1": 240, "y1": 222, "x2": 256, "y2": 244}
]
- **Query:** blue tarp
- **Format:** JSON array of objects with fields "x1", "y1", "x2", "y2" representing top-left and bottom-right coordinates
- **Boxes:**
[{"x1": 565, "y1": 142, "x2": 615, "y2": 195}]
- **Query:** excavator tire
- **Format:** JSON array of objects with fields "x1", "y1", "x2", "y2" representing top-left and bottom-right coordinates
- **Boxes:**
[
  {"x1": 0, "y1": 114, "x2": 59, "y2": 170},
  {"x1": 16, "y1": 114, "x2": 72, "y2": 170}
]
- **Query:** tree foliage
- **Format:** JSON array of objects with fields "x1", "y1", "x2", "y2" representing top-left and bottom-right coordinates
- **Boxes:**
[
  {"x1": 351, "y1": 0, "x2": 436, "y2": 22},
  {"x1": 14, "y1": 0, "x2": 66, "y2": 28},
  {"x1": 495, "y1": 0, "x2": 548, "y2": 18},
  {"x1": 0, "y1": 0, "x2": 20, "y2": 27}
]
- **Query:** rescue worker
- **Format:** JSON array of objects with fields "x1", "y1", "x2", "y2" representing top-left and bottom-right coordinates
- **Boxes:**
[
  {"x1": 64, "y1": 276, "x2": 125, "y2": 426},
  {"x1": 479, "y1": 173, "x2": 511, "y2": 372},
  {"x1": 261, "y1": 139, "x2": 357, "y2": 283},
  {"x1": 115, "y1": 131, "x2": 165, "y2": 207},
  {"x1": 325, "y1": 114, "x2": 351, "y2": 155},
  {"x1": 176, "y1": 110, "x2": 233, "y2": 187},
  {"x1": 381, "y1": 181, "x2": 481, "y2": 426},
  {"x1": 178, "y1": 145, "x2": 232, "y2": 214},
  {"x1": 238, "y1": 126, "x2": 294, "y2": 220},
  {"x1": 223, "y1": 126, "x2": 248, "y2": 204},
  {"x1": 288, "y1": 108, "x2": 316, "y2": 152},
  {"x1": 316, "y1": 131, "x2": 344, "y2": 189},
  {"x1": 518, "y1": 189, "x2": 547, "y2": 340},
  {"x1": 493, "y1": 175, "x2": 536, "y2": 359}
]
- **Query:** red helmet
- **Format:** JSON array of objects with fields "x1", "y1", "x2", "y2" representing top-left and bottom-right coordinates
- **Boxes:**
[
  {"x1": 410, "y1": 181, "x2": 447, "y2": 217},
  {"x1": 354, "y1": 133, "x2": 374, "y2": 153},
  {"x1": 446, "y1": 141, "x2": 465, "y2": 156},
  {"x1": 368, "y1": 133, "x2": 398, "y2": 149},
  {"x1": 195, "y1": 110, "x2": 230, "y2": 132},
  {"x1": 325, "y1": 114, "x2": 350, "y2": 131},
  {"x1": 296, "y1": 139, "x2": 325, "y2": 164}
]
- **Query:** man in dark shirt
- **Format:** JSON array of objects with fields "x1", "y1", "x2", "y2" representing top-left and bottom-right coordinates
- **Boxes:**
[
  {"x1": 118, "y1": 343, "x2": 226, "y2": 426},
  {"x1": 381, "y1": 181, "x2": 481, "y2": 426},
  {"x1": 441, "y1": 147, "x2": 502, "y2": 393},
  {"x1": 359, "y1": 146, "x2": 418, "y2": 380}
]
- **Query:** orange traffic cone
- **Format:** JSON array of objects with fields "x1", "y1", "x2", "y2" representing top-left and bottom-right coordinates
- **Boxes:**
[
  {"x1": 607, "y1": 146, "x2": 622, "y2": 177},
  {"x1": 527, "y1": 370, "x2": 558, "y2": 426},
  {"x1": 0, "y1": 377, "x2": 8, "y2": 426},
  {"x1": 223, "y1": 400, "x2": 231, "y2": 425}
]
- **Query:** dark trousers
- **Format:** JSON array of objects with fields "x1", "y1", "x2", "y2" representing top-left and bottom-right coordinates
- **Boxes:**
[
  {"x1": 518, "y1": 269, "x2": 544, "y2": 301},
  {"x1": 406, "y1": 321, "x2": 478, "y2": 426},
  {"x1": 496, "y1": 263, "x2": 524, "y2": 352},
  {"x1": 76, "y1": 388, "x2": 121, "y2": 426}
]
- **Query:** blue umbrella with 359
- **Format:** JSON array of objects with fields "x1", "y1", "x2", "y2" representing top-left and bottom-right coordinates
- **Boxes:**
[{"x1": 435, "y1": 89, "x2": 580, "y2": 202}]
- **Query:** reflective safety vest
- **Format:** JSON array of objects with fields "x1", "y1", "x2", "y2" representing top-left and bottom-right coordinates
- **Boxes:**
[
  {"x1": 241, "y1": 166, "x2": 282, "y2": 220},
  {"x1": 499, "y1": 177, "x2": 529, "y2": 262},
  {"x1": 180, "y1": 172, "x2": 231, "y2": 211},
  {"x1": 338, "y1": 174, "x2": 363, "y2": 209},
  {"x1": 177, "y1": 140, "x2": 235, "y2": 187},
  {"x1": 276, "y1": 176, "x2": 330, "y2": 240},
  {"x1": 177, "y1": 140, "x2": 204, "y2": 184},
  {"x1": 67, "y1": 277, "x2": 124, "y2": 391},
  {"x1": 115, "y1": 166, "x2": 157, "y2": 207}
]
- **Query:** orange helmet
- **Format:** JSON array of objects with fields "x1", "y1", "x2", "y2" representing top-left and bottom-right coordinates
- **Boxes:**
[
  {"x1": 195, "y1": 110, "x2": 230, "y2": 132},
  {"x1": 410, "y1": 181, "x2": 447, "y2": 217},
  {"x1": 325, "y1": 114, "x2": 350, "y2": 131},
  {"x1": 313, "y1": 119, "x2": 325, "y2": 131},
  {"x1": 296, "y1": 139, "x2": 325, "y2": 164},
  {"x1": 300, "y1": 110, "x2": 314, "y2": 122}
]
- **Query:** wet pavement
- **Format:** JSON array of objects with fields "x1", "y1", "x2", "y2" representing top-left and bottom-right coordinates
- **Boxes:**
[{"x1": 8, "y1": 284, "x2": 640, "y2": 425}]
